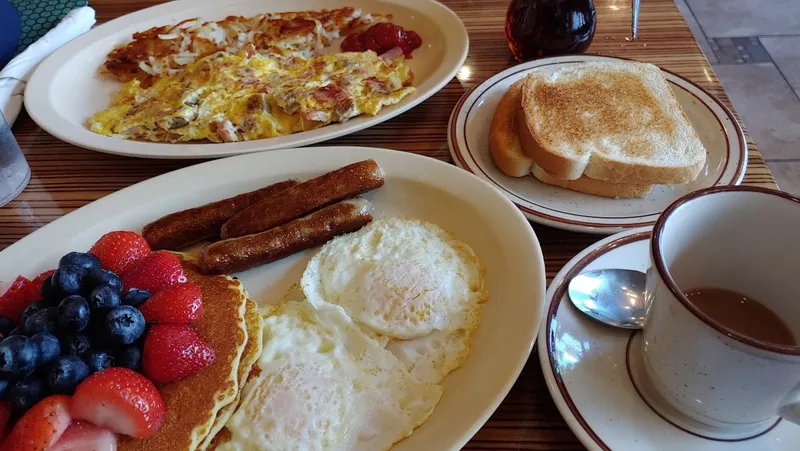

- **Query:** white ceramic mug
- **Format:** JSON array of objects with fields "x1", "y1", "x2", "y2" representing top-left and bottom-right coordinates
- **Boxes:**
[{"x1": 641, "y1": 186, "x2": 800, "y2": 436}]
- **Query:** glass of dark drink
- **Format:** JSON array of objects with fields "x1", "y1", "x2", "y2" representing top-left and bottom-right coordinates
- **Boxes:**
[{"x1": 505, "y1": 0, "x2": 596, "y2": 62}]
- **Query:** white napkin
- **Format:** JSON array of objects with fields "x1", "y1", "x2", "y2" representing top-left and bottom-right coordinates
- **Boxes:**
[{"x1": 0, "y1": 6, "x2": 96, "y2": 126}]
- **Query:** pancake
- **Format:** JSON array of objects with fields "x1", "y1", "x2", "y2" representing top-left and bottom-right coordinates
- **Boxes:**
[
  {"x1": 119, "y1": 259, "x2": 248, "y2": 451},
  {"x1": 199, "y1": 298, "x2": 264, "y2": 450}
]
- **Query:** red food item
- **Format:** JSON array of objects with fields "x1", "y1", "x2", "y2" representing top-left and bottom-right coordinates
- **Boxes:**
[
  {"x1": 1, "y1": 395, "x2": 72, "y2": 451},
  {"x1": 29, "y1": 269, "x2": 56, "y2": 299},
  {"x1": 143, "y1": 324, "x2": 215, "y2": 385},
  {"x1": 89, "y1": 231, "x2": 152, "y2": 275},
  {"x1": 0, "y1": 276, "x2": 36, "y2": 323},
  {"x1": 0, "y1": 400, "x2": 10, "y2": 441},
  {"x1": 122, "y1": 251, "x2": 187, "y2": 293},
  {"x1": 70, "y1": 368, "x2": 166, "y2": 439},
  {"x1": 340, "y1": 22, "x2": 422, "y2": 58},
  {"x1": 139, "y1": 283, "x2": 203, "y2": 324},
  {"x1": 49, "y1": 421, "x2": 118, "y2": 451}
]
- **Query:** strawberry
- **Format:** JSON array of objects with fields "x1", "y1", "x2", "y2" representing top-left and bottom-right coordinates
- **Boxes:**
[
  {"x1": 139, "y1": 283, "x2": 203, "y2": 324},
  {"x1": 50, "y1": 421, "x2": 117, "y2": 451},
  {"x1": 143, "y1": 324, "x2": 215, "y2": 385},
  {"x1": 28, "y1": 269, "x2": 56, "y2": 300},
  {"x1": 122, "y1": 251, "x2": 187, "y2": 294},
  {"x1": 0, "y1": 400, "x2": 10, "y2": 441},
  {"x1": 89, "y1": 231, "x2": 151, "y2": 275},
  {"x1": 1, "y1": 395, "x2": 72, "y2": 451},
  {"x1": 0, "y1": 276, "x2": 36, "y2": 323},
  {"x1": 70, "y1": 367, "x2": 165, "y2": 439}
]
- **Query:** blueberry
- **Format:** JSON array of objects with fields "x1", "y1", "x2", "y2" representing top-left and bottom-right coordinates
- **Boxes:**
[
  {"x1": 40, "y1": 275, "x2": 63, "y2": 302},
  {"x1": 47, "y1": 355, "x2": 89, "y2": 394},
  {"x1": 24, "y1": 307, "x2": 57, "y2": 336},
  {"x1": 89, "y1": 286, "x2": 121, "y2": 314},
  {"x1": 61, "y1": 333, "x2": 91, "y2": 357},
  {"x1": 57, "y1": 295, "x2": 90, "y2": 333},
  {"x1": 121, "y1": 289, "x2": 151, "y2": 308},
  {"x1": 8, "y1": 327, "x2": 23, "y2": 337},
  {"x1": 83, "y1": 269, "x2": 122, "y2": 294},
  {"x1": 20, "y1": 300, "x2": 49, "y2": 327},
  {"x1": 53, "y1": 265, "x2": 87, "y2": 296},
  {"x1": 59, "y1": 252, "x2": 101, "y2": 271},
  {"x1": 0, "y1": 378, "x2": 8, "y2": 398},
  {"x1": 104, "y1": 306, "x2": 145, "y2": 346},
  {"x1": 84, "y1": 350, "x2": 115, "y2": 374},
  {"x1": 10, "y1": 376, "x2": 45, "y2": 411},
  {"x1": 0, "y1": 335, "x2": 39, "y2": 376},
  {"x1": 0, "y1": 315, "x2": 14, "y2": 336},
  {"x1": 30, "y1": 332, "x2": 60, "y2": 367},
  {"x1": 119, "y1": 345, "x2": 142, "y2": 371}
]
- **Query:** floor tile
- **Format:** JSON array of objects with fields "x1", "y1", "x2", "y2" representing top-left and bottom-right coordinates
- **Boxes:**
[
  {"x1": 686, "y1": 0, "x2": 800, "y2": 37},
  {"x1": 766, "y1": 161, "x2": 800, "y2": 196},
  {"x1": 712, "y1": 63, "x2": 800, "y2": 160},
  {"x1": 673, "y1": 0, "x2": 718, "y2": 63},
  {"x1": 761, "y1": 37, "x2": 800, "y2": 92}
]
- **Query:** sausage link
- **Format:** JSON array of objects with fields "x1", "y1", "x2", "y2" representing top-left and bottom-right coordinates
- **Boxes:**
[
  {"x1": 219, "y1": 159, "x2": 383, "y2": 239},
  {"x1": 198, "y1": 198, "x2": 374, "y2": 274},
  {"x1": 142, "y1": 180, "x2": 297, "y2": 250}
]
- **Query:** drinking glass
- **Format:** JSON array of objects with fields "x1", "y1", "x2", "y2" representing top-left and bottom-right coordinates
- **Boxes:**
[{"x1": 0, "y1": 110, "x2": 30, "y2": 207}]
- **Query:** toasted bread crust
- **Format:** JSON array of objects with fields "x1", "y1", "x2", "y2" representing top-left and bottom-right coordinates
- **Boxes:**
[
  {"x1": 531, "y1": 164, "x2": 653, "y2": 199},
  {"x1": 518, "y1": 62, "x2": 706, "y2": 184},
  {"x1": 488, "y1": 79, "x2": 533, "y2": 177}
]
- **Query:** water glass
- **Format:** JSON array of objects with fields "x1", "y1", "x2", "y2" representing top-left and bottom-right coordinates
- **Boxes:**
[{"x1": 0, "y1": 111, "x2": 30, "y2": 207}]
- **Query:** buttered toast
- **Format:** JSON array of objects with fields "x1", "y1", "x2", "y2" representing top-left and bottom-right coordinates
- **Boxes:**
[{"x1": 517, "y1": 61, "x2": 706, "y2": 184}]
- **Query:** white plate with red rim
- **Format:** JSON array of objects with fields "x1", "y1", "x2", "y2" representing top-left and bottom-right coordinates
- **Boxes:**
[
  {"x1": 0, "y1": 146, "x2": 546, "y2": 450},
  {"x1": 538, "y1": 227, "x2": 800, "y2": 450},
  {"x1": 447, "y1": 55, "x2": 747, "y2": 235},
  {"x1": 24, "y1": 0, "x2": 468, "y2": 159}
]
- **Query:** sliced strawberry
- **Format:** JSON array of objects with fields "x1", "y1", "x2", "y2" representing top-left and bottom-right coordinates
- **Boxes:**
[
  {"x1": 0, "y1": 276, "x2": 36, "y2": 323},
  {"x1": 28, "y1": 270, "x2": 56, "y2": 301},
  {"x1": 89, "y1": 231, "x2": 151, "y2": 276},
  {"x1": 139, "y1": 283, "x2": 202, "y2": 324},
  {"x1": 122, "y1": 251, "x2": 186, "y2": 294},
  {"x1": 0, "y1": 400, "x2": 11, "y2": 441},
  {"x1": 143, "y1": 324, "x2": 215, "y2": 385},
  {"x1": 70, "y1": 367, "x2": 165, "y2": 439},
  {"x1": 49, "y1": 420, "x2": 117, "y2": 451},
  {"x1": 1, "y1": 395, "x2": 71, "y2": 451}
]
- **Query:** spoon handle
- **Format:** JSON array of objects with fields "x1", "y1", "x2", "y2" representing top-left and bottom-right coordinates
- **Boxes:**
[{"x1": 632, "y1": 0, "x2": 641, "y2": 40}]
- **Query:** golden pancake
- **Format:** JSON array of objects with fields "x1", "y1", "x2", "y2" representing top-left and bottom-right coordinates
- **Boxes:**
[
  {"x1": 199, "y1": 298, "x2": 264, "y2": 450},
  {"x1": 119, "y1": 259, "x2": 248, "y2": 451}
]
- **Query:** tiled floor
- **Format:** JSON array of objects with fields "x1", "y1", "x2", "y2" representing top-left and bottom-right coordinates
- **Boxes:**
[{"x1": 675, "y1": 0, "x2": 800, "y2": 194}]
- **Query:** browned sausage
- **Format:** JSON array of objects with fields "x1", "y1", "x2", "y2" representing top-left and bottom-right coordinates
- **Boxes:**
[
  {"x1": 219, "y1": 159, "x2": 383, "y2": 239},
  {"x1": 142, "y1": 180, "x2": 298, "y2": 250},
  {"x1": 198, "y1": 199, "x2": 374, "y2": 275}
]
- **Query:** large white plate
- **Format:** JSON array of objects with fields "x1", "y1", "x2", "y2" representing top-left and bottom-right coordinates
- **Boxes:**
[
  {"x1": 24, "y1": 0, "x2": 468, "y2": 159},
  {"x1": 0, "y1": 146, "x2": 545, "y2": 450},
  {"x1": 448, "y1": 55, "x2": 747, "y2": 235}
]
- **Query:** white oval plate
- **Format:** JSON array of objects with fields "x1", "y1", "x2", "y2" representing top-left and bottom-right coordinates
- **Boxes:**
[
  {"x1": 24, "y1": 0, "x2": 468, "y2": 159},
  {"x1": 0, "y1": 146, "x2": 545, "y2": 450},
  {"x1": 538, "y1": 228, "x2": 800, "y2": 450},
  {"x1": 448, "y1": 55, "x2": 747, "y2": 235}
]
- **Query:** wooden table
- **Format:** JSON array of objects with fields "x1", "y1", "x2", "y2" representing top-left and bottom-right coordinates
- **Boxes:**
[{"x1": 2, "y1": 0, "x2": 778, "y2": 449}]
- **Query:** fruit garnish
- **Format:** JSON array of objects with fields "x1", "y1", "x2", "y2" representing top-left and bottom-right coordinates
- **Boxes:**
[
  {"x1": 9, "y1": 376, "x2": 46, "y2": 412},
  {"x1": 139, "y1": 283, "x2": 202, "y2": 324},
  {"x1": 29, "y1": 269, "x2": 56, "y2": 301},
  {"x1": 56, "y1": 295, "x2": 91, "y2": 333},
  {"x1": 0, "y1": 335, "x2": 38, "y2": 377},
  {"x1": 70, "y1": 367, "x2": 166, "y2": 438},
  {"x1": 122, "y1": 251, "x2": 187, "y2": 293},
  {"x1": 143, "y1": 324, "x2": 215, "y2": 384},
  {"x1": 83, "y1": 269, "x2": 123, "y2": 295},
  {"x1": 0, "y1": 400, "x2": 10, "y2": 441},
  {"x1": 120, "y1": 288, "x2": 150, "y2": 308},
  {"x1": 1, "y1": 395, "x2": 72, "y2": 451},
  {"x1": 102, "y1": 306, "x2": 145, "y2": 346},
  {"x1": 48, "y1": 355, "x2": 90, "y2": 394},
  {"x1": 58, "y1": 253, "x2": 102, "y2": 272},
  {"x1": 50, "y1": 420, "x2": 117, "y2": 451},
  {"x1": 89, "y1": 231, "x2": 151, "y2": 276},
  {"x1": 0, "y1": 276, "x2": 36, "y2": 322}
]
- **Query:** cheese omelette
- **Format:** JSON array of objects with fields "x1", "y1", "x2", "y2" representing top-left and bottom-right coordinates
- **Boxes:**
[{"x1": 87, "y1": 49, "x2": 415, "y2": 143}]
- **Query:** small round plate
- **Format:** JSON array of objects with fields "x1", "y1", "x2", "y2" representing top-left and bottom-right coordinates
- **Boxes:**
[
  {"x1": 448, "y1": 55, "x2": 747, "y2": 235},
  {"x1": 537, "y1": 228, "x2": 799, "y2": 450}
]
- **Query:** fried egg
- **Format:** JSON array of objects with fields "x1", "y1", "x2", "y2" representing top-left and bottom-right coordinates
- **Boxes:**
[
  {"x1": 88, "y1": 50, "x2": 415, "y2": 144},
  {"x1": 301, "y1": 218, "x2": 488, "y2": 383},
  {"x1": 216, "y1": 299, "x2": 441, "y2": 451}
]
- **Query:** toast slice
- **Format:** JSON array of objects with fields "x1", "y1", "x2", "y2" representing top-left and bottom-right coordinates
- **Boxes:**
[
  {"x1": 489, "y1": 79, "x2": 533, "y2": 177},
  {"x1": 518, "y1": 61, "x2": 706, "y2": 184},
  {"x1": 531, "y1": 164, "x2": 653, "y2": 199}
]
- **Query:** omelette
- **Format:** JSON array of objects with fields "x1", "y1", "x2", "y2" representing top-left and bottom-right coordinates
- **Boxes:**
[{"x1": 87, "y1": 49, "x2": 415, "y2": 143}]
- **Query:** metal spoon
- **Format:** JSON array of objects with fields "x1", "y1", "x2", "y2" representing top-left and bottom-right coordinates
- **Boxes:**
[
  {"x1": 568, "y1": 269, "x2": 648, "y2": 329},
  {"x1": 632, "y1": 0, "x2": 640, "y2": 40}
]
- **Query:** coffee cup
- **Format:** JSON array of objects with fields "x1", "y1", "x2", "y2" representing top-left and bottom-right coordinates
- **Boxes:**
[{"x1": 631, "y1": 186, "x2": 800, "y2": 439}]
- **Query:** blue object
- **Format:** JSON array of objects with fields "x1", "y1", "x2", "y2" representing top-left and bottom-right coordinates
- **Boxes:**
[{"x1": 0, "y1": 0, "x2": 21, "y2": 68}]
